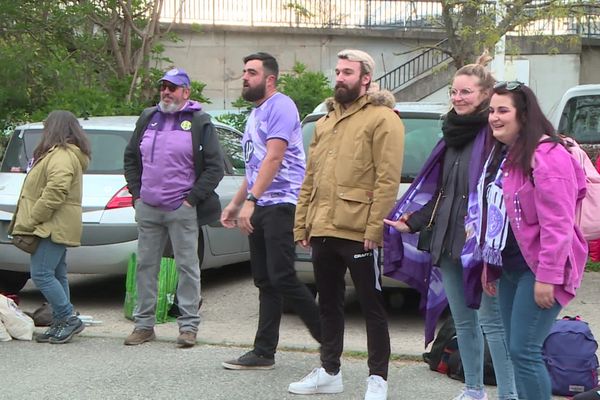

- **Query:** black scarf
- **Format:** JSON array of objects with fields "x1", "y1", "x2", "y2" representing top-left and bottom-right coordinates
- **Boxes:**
[{"x1": 442, "y1": 108, "x2": 489, "y2": 148}]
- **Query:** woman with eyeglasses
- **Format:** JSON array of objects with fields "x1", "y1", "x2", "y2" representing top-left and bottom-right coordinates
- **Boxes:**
[
  {"x1": 385, "y1": 54, "x2": 517, "y2": 400},
  {"x1": 9, "y1": 110, "x2": 91, "y2": 344},
  {"x1": 476, "y1": 82, "x2": 587, "y2": 399}
]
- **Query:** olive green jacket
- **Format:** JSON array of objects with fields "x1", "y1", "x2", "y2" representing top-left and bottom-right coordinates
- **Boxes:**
[
  {"x1": 10, "y1": 144, "x2": 89, "y2": 246},
  {"x1": 294, "y1": 91, "x2": 405, "y2": 244}
]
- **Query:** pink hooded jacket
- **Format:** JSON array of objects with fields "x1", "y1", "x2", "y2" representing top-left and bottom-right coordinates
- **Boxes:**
[{"x1": 503, "y1": 141, "x2": 587, "y2": 307}]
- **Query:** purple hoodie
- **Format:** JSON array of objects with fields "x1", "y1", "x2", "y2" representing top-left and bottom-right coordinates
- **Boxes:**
[{"x1": 139, "y1": 100, "x2": 202, "y2": 210}]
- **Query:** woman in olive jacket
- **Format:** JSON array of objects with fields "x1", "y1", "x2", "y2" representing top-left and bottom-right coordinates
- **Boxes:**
[{"x1": 10, "y1": 110, "x2": 90, "y2": 344}]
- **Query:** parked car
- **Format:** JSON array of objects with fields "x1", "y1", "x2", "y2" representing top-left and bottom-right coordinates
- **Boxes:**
[
  {"x1": 0, "y1": 116, "x2": 250, "y2": 293},
  {"x1": 549, "y1": 84, "x2": 600, "y2": 160},
  {"x1": 294, "y1": 102, "x2": 448, "y2": 306}
]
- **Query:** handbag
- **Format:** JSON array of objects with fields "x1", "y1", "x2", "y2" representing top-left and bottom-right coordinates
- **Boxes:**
[
  {"x1": 416, "y1": 191, "x2": 442, "y2": 252},
  {"x1": 11, "y1": 235, "x2": 40, "y2": 254}
]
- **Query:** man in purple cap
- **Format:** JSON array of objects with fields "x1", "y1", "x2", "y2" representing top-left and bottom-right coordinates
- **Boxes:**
[{"x1": 123, "y1": 68, "x2": 224, "y2": 348}]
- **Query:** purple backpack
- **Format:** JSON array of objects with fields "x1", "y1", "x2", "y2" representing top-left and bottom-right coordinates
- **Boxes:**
[{"x1": 543, "y1": 316, "x2": 599, "y2": 396}]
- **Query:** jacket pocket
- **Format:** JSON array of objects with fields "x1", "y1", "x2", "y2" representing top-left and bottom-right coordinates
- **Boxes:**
[
  {"x1": 517, "y1": 184, "x2": 538, "y2": 224},
  {"x1": 332, "y1": 185, "x2": 372, "y2": 232}
]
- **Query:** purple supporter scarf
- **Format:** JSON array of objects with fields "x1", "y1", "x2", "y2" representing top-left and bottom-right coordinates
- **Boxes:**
[{"x1": 384, "y1": 129, "x2": 488, "y2": 347}]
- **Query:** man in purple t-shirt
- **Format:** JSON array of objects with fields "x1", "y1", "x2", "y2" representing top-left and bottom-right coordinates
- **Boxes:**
[{"x1": 221, "y1": 52, "x2": 321, "y2": 370}]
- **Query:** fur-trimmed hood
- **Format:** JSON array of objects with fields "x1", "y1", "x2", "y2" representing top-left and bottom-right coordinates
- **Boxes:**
[{"x1": 325, "y1": 89, "x2": 396, "y2": 112}]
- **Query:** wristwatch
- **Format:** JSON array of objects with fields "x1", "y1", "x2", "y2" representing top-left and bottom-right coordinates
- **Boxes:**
[{"x1": 245, "y1": 192, "x2": 258, "y2": 203}]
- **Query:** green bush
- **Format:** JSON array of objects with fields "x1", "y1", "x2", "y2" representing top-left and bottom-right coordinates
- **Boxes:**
[
  {"x1": 586, "y1": 259, "x2": 600, "y2": 272},
  {"x1": 279, "y1": 62, "x2": 333, "y2": 120}
]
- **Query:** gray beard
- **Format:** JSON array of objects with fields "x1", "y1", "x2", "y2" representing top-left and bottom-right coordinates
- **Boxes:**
[{"x1": 159, "y1": 100, "x2": 184, "y2": 113}]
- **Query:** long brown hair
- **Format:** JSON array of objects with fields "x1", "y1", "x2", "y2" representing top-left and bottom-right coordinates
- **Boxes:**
[
  {"x1": 33, "y1": 110, "x2": 91, "y2": 160},
  {"x1": 493, "y1": 84, "x2": 559, "y2": 175}
]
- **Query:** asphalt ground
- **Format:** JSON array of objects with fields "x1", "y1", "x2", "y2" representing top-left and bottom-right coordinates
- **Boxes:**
[{"x1": 4, "y1": 265, "x2": 598, "y2": 399}]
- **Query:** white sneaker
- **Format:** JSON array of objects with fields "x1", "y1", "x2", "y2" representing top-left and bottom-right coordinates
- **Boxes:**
[
  {"x1": 452, "y1": 390, "x2": 488, "y2": 400},
  {"x1": 288, "y1": 367, "x2": 343, "y2": 394},
  {"x1": 364, "y1": 375, "x2": 387, "y2": 400}
]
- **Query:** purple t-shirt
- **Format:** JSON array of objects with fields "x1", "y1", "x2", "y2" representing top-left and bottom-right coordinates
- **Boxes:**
[{"x1": 242, "y1": 92, "x2": 305, "y2": 206}]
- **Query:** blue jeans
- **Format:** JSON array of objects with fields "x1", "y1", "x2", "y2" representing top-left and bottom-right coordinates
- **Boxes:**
[
  {"x1": 499, "y1": 268, "x2": 561, "y2": 400},
  {"x1": 441, "y1": 255, "x2": 517, "y2": 399},
  {"x1": 30, "y1": 238, "x2": 73, "y2": 321}
]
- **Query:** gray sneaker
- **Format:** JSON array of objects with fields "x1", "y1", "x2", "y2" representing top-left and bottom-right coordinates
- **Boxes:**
[
  {"x1": 124, "y1": 328, "x2": 156, "y2": 346},
  {"x1": 222, "y1": 350, "x2": 275, "y2": 370},
  {"x1": 35, "y1": 321, "x2": 60, "y2": 343},
  {"x1": 48, "y1": 316, "x2": 85, "y2": 344}
]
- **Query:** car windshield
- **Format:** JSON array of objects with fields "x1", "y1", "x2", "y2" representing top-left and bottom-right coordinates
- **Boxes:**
[
  {"x1": 301, "y1": 113, "x2": 442, "y2": 182},
  {"x1": 558, "y1": 95, "x2": 600, "y2": 144},
  {"x1": 1, "y1": 129, "x2": 131, "y2": 174}
]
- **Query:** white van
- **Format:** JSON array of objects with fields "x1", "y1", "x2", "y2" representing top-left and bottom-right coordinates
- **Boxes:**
[{"x1": 550, "y1": 84, "x2": 600, "y2": 144}]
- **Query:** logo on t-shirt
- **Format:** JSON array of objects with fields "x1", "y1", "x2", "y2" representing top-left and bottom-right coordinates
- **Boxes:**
[{"x1": 244, "y1": 140, "x2": 254, "y2": 163}]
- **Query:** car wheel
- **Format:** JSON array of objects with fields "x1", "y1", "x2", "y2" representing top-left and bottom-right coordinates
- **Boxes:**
[
  {"x1": 197, "y1": 229, "x2": 205, "y2": 267},
  {"x1": 0, "y1": 270, "x2": 30, "y2": 293},
  {"x1": 282, "y1": 283, "x2": 318, "y2": 314}
]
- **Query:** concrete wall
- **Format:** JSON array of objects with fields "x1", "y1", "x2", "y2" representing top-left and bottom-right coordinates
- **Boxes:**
[
  {"x1": 161, "y1": 26, "x2": 593, "y2": 116},
  {"x1": 163, "y1": 26, "x2": 441, "y2": 110},
  {"x1": 581, "y1": 40, "x2": 600, "y2": 84}
]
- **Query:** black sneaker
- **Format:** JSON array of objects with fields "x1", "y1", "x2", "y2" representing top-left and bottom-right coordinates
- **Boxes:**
[
  {"x1": 222, "y1": 350, "x2": 275, "y2": 370},
  {"x1": 35, "y1": 322, "x2": 60, "y2": 343},
  {"x1": 49, "y1": 316, "x2": 85, "y2": 344}
]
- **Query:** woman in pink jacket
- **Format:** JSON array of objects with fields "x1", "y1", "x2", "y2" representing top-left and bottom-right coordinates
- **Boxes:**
[{"x1": 478, "y1": 82, "x2": 587, "y2": 400}]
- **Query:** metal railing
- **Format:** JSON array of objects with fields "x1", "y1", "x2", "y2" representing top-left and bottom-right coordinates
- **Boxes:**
[
  {"x1": 164, "y1": 0, "x2": 445, "y2": 29},
  {"x1": 375, "y1": 39, "x2": 450, "y2": 93},
  {"x1": 162, "y1": 0, "x2": 600, "y2": 38}
]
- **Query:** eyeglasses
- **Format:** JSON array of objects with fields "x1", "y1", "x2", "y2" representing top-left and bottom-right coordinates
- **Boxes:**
[
  {"x1": 493, "y1": 81, "x2": 523, "y2": 91},
  {"x1": 448, "y1": 88, "x2": 476, "y2": 98},
  {"x1": 160, "y1": 82, "x2": 181, "y2": 92}
]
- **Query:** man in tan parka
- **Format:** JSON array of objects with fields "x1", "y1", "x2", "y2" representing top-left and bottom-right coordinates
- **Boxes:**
[{"x1": 290, "y1": 50, "x2": 404, "y2": 400}]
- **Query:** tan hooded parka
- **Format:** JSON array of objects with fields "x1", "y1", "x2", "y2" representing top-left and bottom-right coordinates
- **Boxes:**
[{"x1": 294, "y1": 90, "x2": 405, "y2": 244}]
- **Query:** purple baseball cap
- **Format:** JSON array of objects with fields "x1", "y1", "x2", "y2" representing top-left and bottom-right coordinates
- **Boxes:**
[{"x1": 159, "y1": 68, "x2": 191, "y2": 87}]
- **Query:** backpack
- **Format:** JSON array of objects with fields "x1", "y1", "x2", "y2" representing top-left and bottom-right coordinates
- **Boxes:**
[
  {"x1": 543, "y1": 316, "x2": 599, "y2": 396},
  {"x1": 423, "y1": 315, "x2": 497, "y2": 386},
  {"x1": 563, "y1": 137, "x2": 600, "y2": 241},
  {"x1": 446, "y1": 337, "x2": 497, "y2": 386},
  {"x1": 423, "y1": 315, "x2": 456, "y2": 373}
]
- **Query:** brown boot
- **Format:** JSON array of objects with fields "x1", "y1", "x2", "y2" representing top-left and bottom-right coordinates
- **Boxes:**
[
  {"x1": 176, "y1": 331, "x2": 197, "y2": 348},
  {"x1": 124, "y1": 328, "x2": 155, "y2": 345}
]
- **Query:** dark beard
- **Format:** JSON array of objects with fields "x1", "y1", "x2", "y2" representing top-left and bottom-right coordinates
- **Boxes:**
[
  {"x1": 242, "y1": 82, "x2": 266, "y2": 102},
  {"x1": 334, "y1": 83, "x2": 361, "y2": 105}
]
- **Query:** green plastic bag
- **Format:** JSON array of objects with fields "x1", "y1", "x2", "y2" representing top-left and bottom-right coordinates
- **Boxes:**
[{"x1": 123, "y1": 254, "x2": 179, "y2": 324}]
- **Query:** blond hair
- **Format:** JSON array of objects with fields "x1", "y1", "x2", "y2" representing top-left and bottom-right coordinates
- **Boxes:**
[{"x1": 453, "y1": 50, "x2": 495, "y2": 92}]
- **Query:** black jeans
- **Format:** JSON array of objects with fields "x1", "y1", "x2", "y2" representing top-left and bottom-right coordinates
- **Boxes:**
[
  {"x1": 249, "y1": 203, "x2": 321, "y2": 358},
  {"x1": 311, "y1": 236, "x2": 390, "y2": 379}
]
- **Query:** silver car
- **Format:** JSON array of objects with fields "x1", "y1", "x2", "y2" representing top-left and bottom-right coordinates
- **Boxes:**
[
  {"x1": 0, "y1": 116, "x2": 250, "y2": 293},
  {"x1": 294, "y1": 102, "x2": 448, "y2": 306}
]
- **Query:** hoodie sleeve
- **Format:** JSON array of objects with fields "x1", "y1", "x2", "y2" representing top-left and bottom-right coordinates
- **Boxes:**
[
  {"x1": 532, "y1": 145, "x2": 581, "y2": 284},
  {"x1": 124, "y1": 107, "x2": 156, "y2": 200},
  {"x1": 186, "y1": 115, "x2": 225, "y2": 205}
]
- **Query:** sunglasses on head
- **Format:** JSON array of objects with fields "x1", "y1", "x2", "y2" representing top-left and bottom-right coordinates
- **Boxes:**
[
  {"x1": 494, "y1": 81, "x2": 523, "y2": 91},
  {"x1": 159, "y1": 82, "x2": 181, "y2": 92}
]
